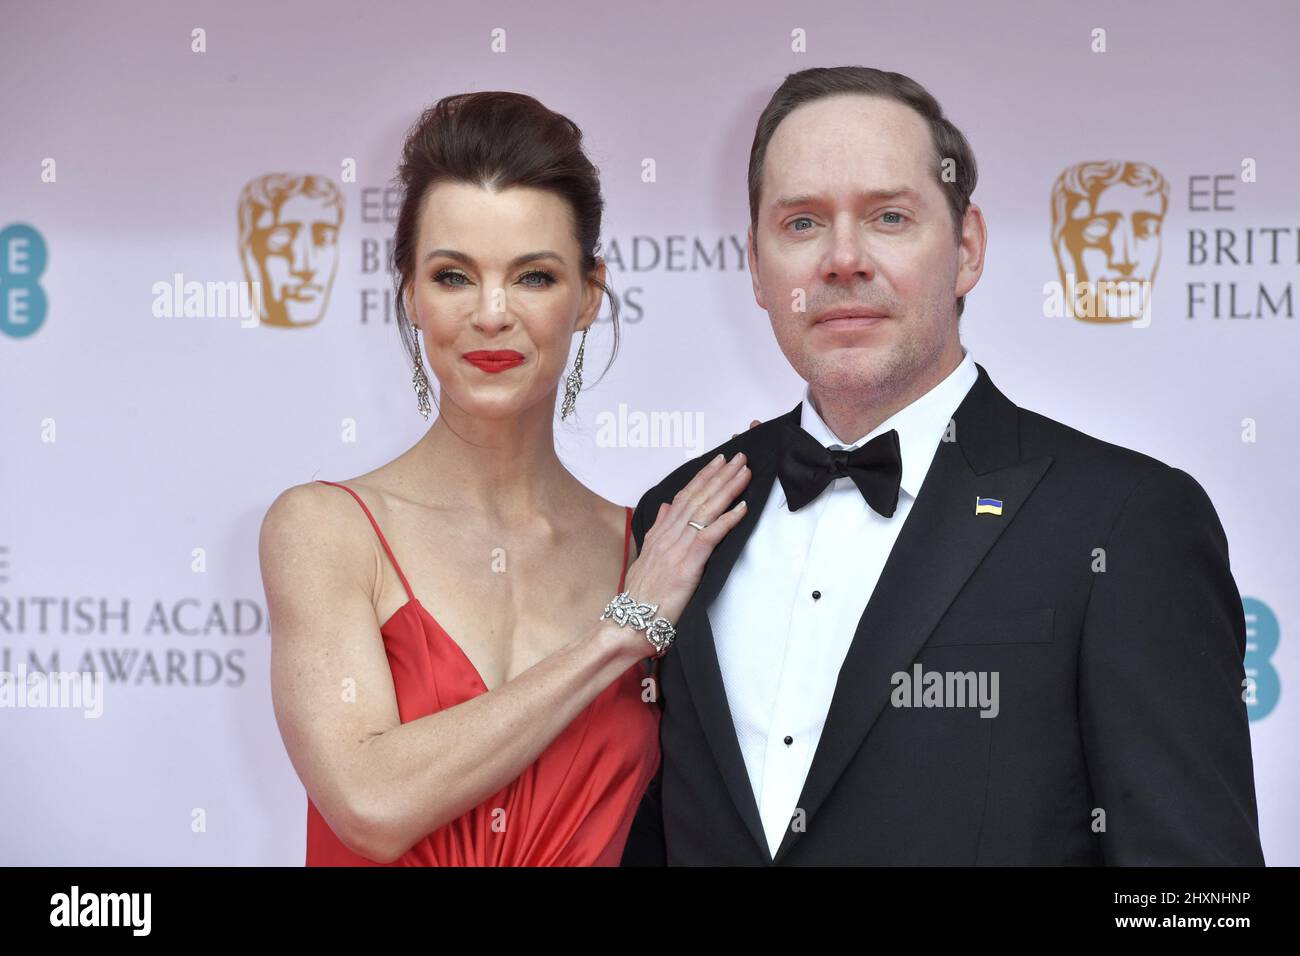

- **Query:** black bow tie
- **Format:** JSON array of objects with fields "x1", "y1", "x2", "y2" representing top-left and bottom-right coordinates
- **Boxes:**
[{"x1": 776, "y1": 421, "x2": 903, "y2": 516}]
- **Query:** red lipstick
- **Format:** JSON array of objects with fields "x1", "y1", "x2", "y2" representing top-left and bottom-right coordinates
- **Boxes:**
[{"x1": 463, "y1": 350, "x2": 525, "y2": 373}]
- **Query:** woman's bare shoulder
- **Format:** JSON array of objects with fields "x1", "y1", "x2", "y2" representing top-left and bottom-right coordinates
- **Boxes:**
[
  {"x1": 258, "y1": 478, "x2": 386, "y2": 600},
  {"x1": 262, "y1": 477, "x2": 368, "y2": 536}
]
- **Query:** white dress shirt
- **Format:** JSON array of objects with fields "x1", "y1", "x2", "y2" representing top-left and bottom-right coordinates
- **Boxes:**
[{"x1": 709, "y1": 348, "x2": 979, "y2": 857}]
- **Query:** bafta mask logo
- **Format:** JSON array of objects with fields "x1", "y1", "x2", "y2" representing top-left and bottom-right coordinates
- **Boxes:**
[
  {"x1": 1050, "y1": 161, "x2": 1168, "y2": 323},
  {"x1": 237, "y1": 173, "x2": 343, "y2": 327}
]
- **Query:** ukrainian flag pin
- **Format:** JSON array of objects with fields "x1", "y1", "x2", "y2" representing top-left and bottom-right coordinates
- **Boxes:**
[{"x1": 975, "y1": 496, "x2": 1003, "y2": 516}]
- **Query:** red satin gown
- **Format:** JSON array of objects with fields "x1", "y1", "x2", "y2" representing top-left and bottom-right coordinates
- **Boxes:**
[{"x1": 304, "y1": 480, "x2": 660, "y2": 866}]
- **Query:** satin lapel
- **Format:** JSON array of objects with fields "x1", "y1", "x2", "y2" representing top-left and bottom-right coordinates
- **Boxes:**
[
  {"x1": 771, "y1": 363, "x2": 1054, "y2": 864},
  {"x1": 673, "y1": 402, "x2": 800, "y2": 864}
]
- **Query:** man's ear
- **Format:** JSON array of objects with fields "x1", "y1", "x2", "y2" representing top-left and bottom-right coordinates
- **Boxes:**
[
  {"x1": 576, "y1": 257, "x2": 607, "y2": 332},
  {"x1": 955, "y1": 203, "x2": 987, "y2": 301},
  {"x1": 747, "y1": 227, "x2": 766, "y2": 310}
]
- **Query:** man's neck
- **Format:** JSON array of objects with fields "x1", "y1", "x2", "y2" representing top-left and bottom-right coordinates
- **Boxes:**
[{"x1": 809, "y1": 346, "x2": 965, "y2": 445}]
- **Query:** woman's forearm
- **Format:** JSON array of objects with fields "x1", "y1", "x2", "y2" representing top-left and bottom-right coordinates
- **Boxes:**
[{"x1": 338, "y1": 620, "x2": 648, "y2": 862}]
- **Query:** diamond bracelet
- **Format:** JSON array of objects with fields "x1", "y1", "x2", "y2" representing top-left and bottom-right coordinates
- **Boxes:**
[{"x1": 599, "y1": 591, "x2": 676, "y2": 659}]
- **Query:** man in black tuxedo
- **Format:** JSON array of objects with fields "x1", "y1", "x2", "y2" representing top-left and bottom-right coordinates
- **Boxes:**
[{"x1": 620, "y1": 66, "x2": 1264, "y2": 866}]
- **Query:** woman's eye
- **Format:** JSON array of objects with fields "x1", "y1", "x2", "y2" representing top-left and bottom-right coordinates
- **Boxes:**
[
  {"x1": 433, "y1": 269, "x2": 555, "y2": 287},
  {"x1": 433, "y1": 269, "x2": 469, "y2": 286}
]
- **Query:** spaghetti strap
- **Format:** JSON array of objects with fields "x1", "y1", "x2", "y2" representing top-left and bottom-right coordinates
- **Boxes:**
[
  {"x1": 315, "y1": 480, "x2": 415, "y2": 602},
  {"x1": 617, "y1": 505, "x2": 633, "y2": 592}
]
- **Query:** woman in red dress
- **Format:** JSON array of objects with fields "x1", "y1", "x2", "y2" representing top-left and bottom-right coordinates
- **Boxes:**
[{"x1": 258, "y1": 91, "x2": 751, "y2": 865}]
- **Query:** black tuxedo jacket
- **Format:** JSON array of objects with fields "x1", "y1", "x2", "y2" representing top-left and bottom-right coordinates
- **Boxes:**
[{"x1": 619, "y1": 362, "x2": 1265, "y2": 866}]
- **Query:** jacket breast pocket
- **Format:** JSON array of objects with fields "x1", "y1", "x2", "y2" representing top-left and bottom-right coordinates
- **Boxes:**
[{"x1": 924, "y1": 606, "x2": 1055, "y2": 647}]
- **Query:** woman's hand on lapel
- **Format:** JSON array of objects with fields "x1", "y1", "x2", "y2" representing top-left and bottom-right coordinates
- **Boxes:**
[{"x1": 614, "y1": 453, "x2": 752, "y2": 652}]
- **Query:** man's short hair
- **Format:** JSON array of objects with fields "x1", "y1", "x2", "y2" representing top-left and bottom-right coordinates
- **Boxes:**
[{"x1": 747, "y1": 66, "x2": 978, "y2": 318}]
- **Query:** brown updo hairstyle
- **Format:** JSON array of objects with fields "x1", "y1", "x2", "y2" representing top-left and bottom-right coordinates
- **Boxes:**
[{"x1": 389, "y1": 91, "x2": 621, "y2": 420}]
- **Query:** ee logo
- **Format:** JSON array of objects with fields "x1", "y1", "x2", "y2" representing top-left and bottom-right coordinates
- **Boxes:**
[
  {"x1": 0, "y1": 223, "x2": 48, "y2": 338},
  {"x1": 1242, "y1": 597, "x2": 1280, "y2": 721}
]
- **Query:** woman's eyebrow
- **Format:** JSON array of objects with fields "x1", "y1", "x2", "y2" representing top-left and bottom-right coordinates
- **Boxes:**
[{"x1": 421, "y1": 249, "x2": 566, "y2": 267}]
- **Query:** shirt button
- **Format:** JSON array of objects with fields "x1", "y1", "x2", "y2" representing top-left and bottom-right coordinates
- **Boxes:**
[
  {"x1": 784, "y1": 735, "x2": 793, "y2": 745},
  {"x1": 811, "y1": 590, "x2": 821, "y2": 600}
]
